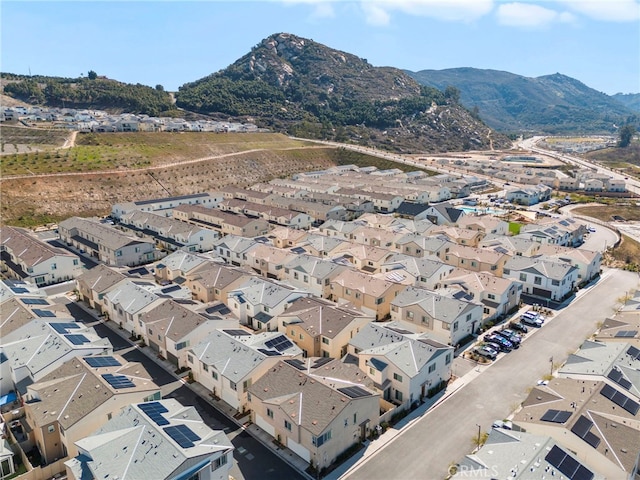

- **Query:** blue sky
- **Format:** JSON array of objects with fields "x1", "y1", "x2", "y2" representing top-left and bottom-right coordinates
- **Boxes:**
[{"x1": 2, "y1": 1, "x2": 639, "y2": 95}]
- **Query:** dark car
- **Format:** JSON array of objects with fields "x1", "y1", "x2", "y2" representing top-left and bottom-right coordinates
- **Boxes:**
[
  {"x1": 474, "y1": 345, "x2": 497, "y2": 360},
  {"x1": 497, "y1": 329, "x2": 521, "y2": 347},
  {"x1": 521, "y1": 315, "x2": 543, "y2": 328},
  {"x1": 509, "y1": 321, "x2": 529, "y2": 333},
  {"x1": 484, "y1": 341, "x2": 508, "y2": 353},
  {"x1": 484, "y1": 334, "x2": 514, "y2": 351}
]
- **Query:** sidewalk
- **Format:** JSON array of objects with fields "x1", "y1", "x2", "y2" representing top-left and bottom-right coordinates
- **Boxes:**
[{"x1": 75, "y1": 301, "x2": 315, "y2": 480}]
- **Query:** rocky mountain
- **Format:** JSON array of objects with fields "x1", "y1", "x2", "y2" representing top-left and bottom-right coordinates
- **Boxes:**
[
  {"x1": 176, "y1": 33, "x2": 510, "y2": 152},
  {"x1": 405, "y1": 67, "x2": 639, "y2": 134}
]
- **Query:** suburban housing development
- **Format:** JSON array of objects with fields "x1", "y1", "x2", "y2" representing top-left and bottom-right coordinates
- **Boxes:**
[{"x1": 1, "y1": 160, "x2": 637, "y2": 480}]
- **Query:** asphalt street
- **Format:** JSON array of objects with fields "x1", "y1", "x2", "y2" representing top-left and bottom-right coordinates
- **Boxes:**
[
  {"x1": 64, "y1": 302, "x2": 305, "y2": 480},
  {"x1": 344, "y1": 268, "x2": 639, "y2": 480}
]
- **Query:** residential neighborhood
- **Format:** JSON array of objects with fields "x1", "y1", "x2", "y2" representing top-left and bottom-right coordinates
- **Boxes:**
[{"x1": 0, "y1": 160, "x2": 636, "y2": 480}]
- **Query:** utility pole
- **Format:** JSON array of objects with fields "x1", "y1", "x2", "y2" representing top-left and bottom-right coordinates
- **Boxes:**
[
  {"x1": 550, "y1": 356, "x2": 554, "y2": 376},
  {"x1": 476, "y1": 424, "x2": 481, "y2": 449}
]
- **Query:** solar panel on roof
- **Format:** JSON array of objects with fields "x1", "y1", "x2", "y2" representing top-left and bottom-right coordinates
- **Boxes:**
[
  {"x1": 540, "y1": 409, "x2": 572, "y2": 424},
  {"x1": 387, "y1": 327, "x2": 412, "y2": 335},
  {"x1": 291, "y1": 247, "x2": 306, "y2": 254},
  {"x1": 338, "y1": 386, "x2": 371, "y2": 398},
  {"x1": 10, "y1": 287, "x2": 28, "y2": 294},
  {"x1": 223, "y1": 329, "x2": 251, "y2": 336},
  {"x1": 627, "y1": 345, "x2": 640, "y2": 360},
  {"x1": 284, "y1": 359, "x2": 306, "y2": 370},
  {"x1": 600, "y1": 385, "x2": 640, "y2": 415},
  {"x1": 164, "y1": 425, "x2": 201, "y2": 448},
  {"x1": 312, "y1": 357, "x2": 332, "y2": 368},
  {"x1": 65, "y1": 334, "x2": 90, "y2": 345},
  {"x1": 545, "y1": 445, "x2": 594, "y2": 480},
  {"x1": 102, "y1": 374, "x2": 135, "y2": 389},
  {"x1": 257, "y1": 348, "x2": 281, "y2": 357},
  {"x1": 607, "y1": 368, "x2": 632, "y2": 390},
  {"x1": 264, "y1": 335, "x2": 293, "y2": 352},
  {"x1": 584, "y1": 432, "x2": 601, "y2": 448},
  {"x1": 33, "y1": 309, "x2": 56, "y2": 318},
  {"x1": 615, "y1": 330, "x2": 638, "y2": 338},
  {"x1": 161, "y1": 285, "x2": 181, "y2": 294},
  {"x1": 571, "y1": 415, "x2": 593, "y2": 439},
  {"x1": 85, "y1": 356, "x2": 121, "y2": 368},
  {"x1": 21, "y1": 298, "x2": 49, "y2": 305},
  {"x1": 127, "y1": 267, "x2": 149, "y2": 276},
  {"x1": 50, "y1": 323, "x2": 81, "y2": 333},
  {"x1": 139, "y1": 402, "x2": 169, "y2": 425}
]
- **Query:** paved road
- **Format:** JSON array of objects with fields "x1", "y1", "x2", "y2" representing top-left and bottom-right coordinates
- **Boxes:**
[
  {"x1": 344, "y1": 269, "x2": 639, "y2": 480},
  {"x1": 64, "y1": 302, "x2": 305, "y2": 480}
]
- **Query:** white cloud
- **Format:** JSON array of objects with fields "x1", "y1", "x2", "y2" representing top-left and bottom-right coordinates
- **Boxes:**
[
  {"x1": 360, "y1": 0, "x2": 495, "y2": 23},
  {"x1": 555, "y1": 0, "x2": 640, "y2": 22},
  {"x1": 496, "y1": 2, "x2": 575, "y2": 28},
  {"x1": 362, "y1": 3, "x2": 391, "y2": 25},
  {"x1": 310, "y1": 2, "x2": 335, "y2": 18}
]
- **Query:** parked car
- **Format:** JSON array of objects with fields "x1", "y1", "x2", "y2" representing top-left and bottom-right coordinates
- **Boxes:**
[
  {"x1": 521, "y1": 315, "x2": 543, "y2": 327},
  {"x1": 485, "y1": 341, "x2": 509, "y2": 353},
  {"x1": 509, "y1": 321, "x2": 529, "y2": 333},
  {"x1": 522, "y1": 311, "x2": 545, "y2": 323},
  {"x1": 484, "y1": 334, "x2": 514, "y2": 351},
  {"x1": 497, "y1": 329, "x2": 521, "y2": 347},
  {"x1": 474, "y1": 345, "x2": 497, "y2": 360}
]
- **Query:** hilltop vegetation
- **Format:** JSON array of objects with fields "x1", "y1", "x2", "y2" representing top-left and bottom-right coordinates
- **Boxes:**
[
  {"x1": 1, "y1": 72, "x2": 174, "y2": 116},
  {"x1": 406, "y1": 68, "x2": 639, "y2": 134},
  {"x1": 176, "y1": 33, "x2": 510, "y2": 153}
]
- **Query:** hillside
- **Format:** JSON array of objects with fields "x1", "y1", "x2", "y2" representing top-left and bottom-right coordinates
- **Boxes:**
[
  {"x1": 176, "y1": 33, "x2": 510, "y2": 153},
  {"x1": 405, "y1": 67, "x2": 639, "y2": 134},
  {"x1": 612, "y1": 93, "x2": 640, "y2": 112},
  {"x1": 1, "y1": 73, "x2": 174, "y2": 116},
  {"x1": 0, "y1": 132, "x2": 396, "y2": 226}
]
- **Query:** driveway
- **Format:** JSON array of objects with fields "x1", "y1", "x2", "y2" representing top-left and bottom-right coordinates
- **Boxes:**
[{"x1": 343, "y1": 269, "x2": 639, "y2": 480}]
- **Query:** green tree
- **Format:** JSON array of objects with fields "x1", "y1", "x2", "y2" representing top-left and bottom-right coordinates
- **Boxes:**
[
  {"x1": 155, "y1": 84, "x2": 164, "y2": 91},
  {"x1": 444, "y1": 85, "x2": 461, "y2": 103},
  {"x1": 618, "y1": 124, "x2": 636, "y2": 148},
  {"x1": 87, "y1": 70, "x2": 98, "y2": 80}
]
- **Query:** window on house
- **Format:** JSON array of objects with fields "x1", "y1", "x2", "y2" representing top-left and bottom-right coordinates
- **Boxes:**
[
  {"x1": 322, "y1": 337, "x2": 329, "y2": 345},
  {"x1": 284, "y1": 420, "x2": 292, "y2": 431},
  {"x1": 48, "y1": 425, "x2": 55, "y2": 433},
  {"x1": 487, "y1": 293, "x2": 495, "y2": 300},
  {"x1": 445, "y1": 353, "x2": 452, "y2": 365},
  {"x1": 453, "y1": 321, "x2": 459, "y2": 331},
  {"x1": 243, "y1": 379, "x2": 251, "y2": 392},
  {"x1": 267, "y1": 408, "x2": 274, "y2": 419},
  {"x1": 376, "y1": 297, "x2": 384, "y2": 305},
  {"x1": 395, "y1": 390, "x2": 403, "y2": 402},
  {"x1": 203, "y1": 363, "x2": 209, "y2": 372},
  {"x1": 187, "y1": 355, "x2": 194, "y2": 364},
  {"x1": 211, "y1": 454, "x2": 228, "y2": 471},
  {"x1": 534, "y1": 276, "x2": 542, "y2": 285},
  {"x1": 312, "y1": 430, "x2": 331, "y2": 447},
  {"x1": 519, "y1": 273, "x2": 526, "y2": 282},
  {"x1": 483, "y1": 307, "x2": 490, "y2": 314},
  {"x1": 406, "y1": 311, "x2": 414, "y2": 319},
  {"x1": 552, "y1": 279, "x2": 560, "y2": 286},
  {"x1": 428, "y1": 363, "x2": 436, "y2": 373},
  {"x1": 345, "y1": 288, "x2": 351, "y2": 295},
  {"x1": 503, "y1": 268, "x2": 510, "y2": 275},
  {"x1": 212, "y1": 371, "x2": 218, "y2": 380},
  {"x1": 466, "y1": 313, "x2": 471, "y2": 321},
  {"x1": 393, "y1": 373, "x2": 403, "y2": 382},
  {"x1": 369, "y1": 367, "x2": 375, "y2": 375},
  {"x1": 230, "y1": 382, "x2": 237, "y2": 391}
]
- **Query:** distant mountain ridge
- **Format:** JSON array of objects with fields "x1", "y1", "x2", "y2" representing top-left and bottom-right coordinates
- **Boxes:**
[
  {"x1": 175, "y1": 33, "x2": 510, "y2": 152},
  {"x1": 612, "y1": 93, "x2": 640, "y2": 113},
  {"x1": 405, "y1": 67, "x2": 639, "y2": 134}
]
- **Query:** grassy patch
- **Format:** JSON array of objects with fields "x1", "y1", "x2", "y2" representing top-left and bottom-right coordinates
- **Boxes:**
[{"x1": 508, "y1": 222, "x2": 522, "y2": 235}]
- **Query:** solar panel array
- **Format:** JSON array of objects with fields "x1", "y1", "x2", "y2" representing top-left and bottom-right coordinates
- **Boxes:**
[
  {"x1": 540, "y1": 409, "x2": 572, "y2": 424},
  {"x1": 284, "y1": 359, "x2": 306, "y2": 370},
  {"x1": 615, "y1": 330, "x2": 638, "y2": 338},
  {"x1": 139, "y1": 402, "x2": 169, "y2": 425},
  {"x1": 627, "y1": 346, "x2": 640, "y2": 360},
  {"x1": 33, "y1": 309, "x2": 56, "y2": 318},
  {"x1": 102, "y1": 374, "x2": 135, "y2": 389},
  {"x1": 50, "y1": 323, "x2": 81, "y2": 333},
  {"x1": 264, "y1": 335, "x2": 294, "y2": 352},
  {"x1": 223, "y1": 329, "x2": 251, "y2": 337},
  {"x1": 21, "y1": 298, "x2": 49, "y2": 305},
  {"x1": 607, "y1": 368, "x2": 632, "y2": 390},
  {"x1": 290, "y1": 247, "x2": 306, "y2": 254},
  {"x1": 85, "y1": 356, "x2": 121, "y2": 368},
  {"x1": 258, "y1": 348, "x2": 281, "y2": 357},
  {"x1": 570, "y1": 415, "x2": 600, "y2": 448},
  {"x1": 164, "y1": 424, "x2": 201, "y2": 448},
  {"x1": 312, "y1": 357, "x2": 332, "y2": 368},
  {"x1": 65, "y1": 334, "x2": 90, "y2": 345},
  {"x1": 600, "y1": 384, "x2": 640, "y2": 415},
  {"x1": 338, "y1": 386, "x2": 371, "y2": 398},
  {"x1": 10, "y1": 287, "x2": 28, "y2": 294},
  {"x1": 545, "y1": 445, "x2": 594, "y2": 480}
]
